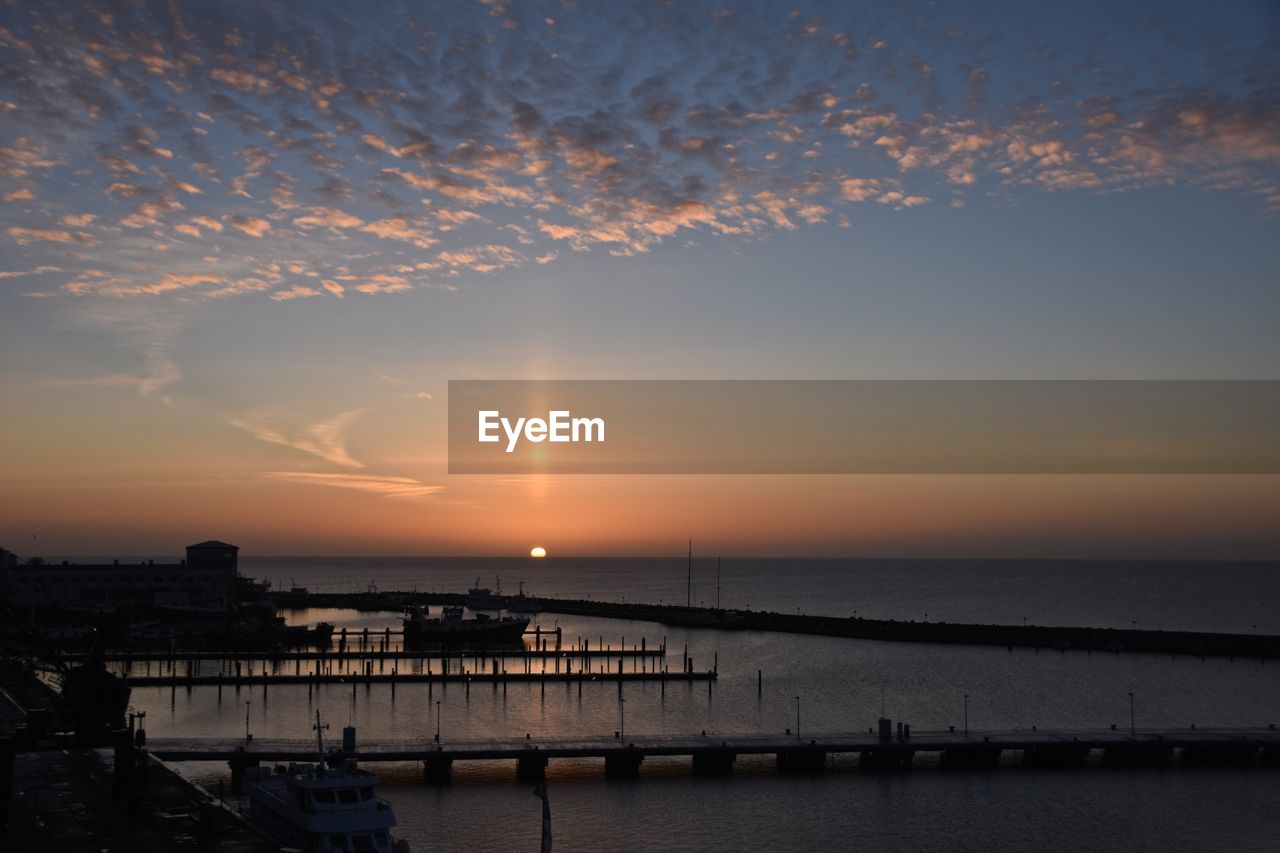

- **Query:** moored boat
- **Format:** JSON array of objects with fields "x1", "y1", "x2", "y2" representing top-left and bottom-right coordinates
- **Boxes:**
[
  {"x1": 242, "y1": 713, "x2": 409, "y2": 852},
  {"x1": 402, "y1": 604, "x2": 529, "y2": 649},
  {"x1": 464, "y1": 577, "x2": 504, "y2": 609}
]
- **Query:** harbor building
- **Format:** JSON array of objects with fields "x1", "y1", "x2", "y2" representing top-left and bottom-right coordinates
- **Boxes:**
[{"x1": 1, "y1": 540, "x2": 238, "y2": 613}]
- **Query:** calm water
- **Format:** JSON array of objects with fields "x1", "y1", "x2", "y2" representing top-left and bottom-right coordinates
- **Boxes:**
[
  {"x1": 243, "y1": 556, "x2": 1280, "y2": 634},
  {"x1": 132, "y1": 558, "x2": 1280, "y2": 851}
]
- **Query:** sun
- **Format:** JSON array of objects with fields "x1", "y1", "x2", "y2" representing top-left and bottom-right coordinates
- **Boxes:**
[{"x1": 529, "y1": 546, "x2": 547, "y2": 558}]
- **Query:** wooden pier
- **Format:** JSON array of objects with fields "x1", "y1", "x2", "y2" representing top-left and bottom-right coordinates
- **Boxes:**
[
  {"x1": 122, "y1": 669, "x2": 716, "y2": 688},
  {"x1": 71, "y1": 646, "x2": 666, "y2": 664},
  {"x1": 146, "y1": 725, "x2": 1280, "y2": 784}
]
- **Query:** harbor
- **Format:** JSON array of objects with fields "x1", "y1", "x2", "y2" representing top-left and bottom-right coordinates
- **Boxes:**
[{"x1": 4, "y1": 553, "x2": 1280, "y2": 851}]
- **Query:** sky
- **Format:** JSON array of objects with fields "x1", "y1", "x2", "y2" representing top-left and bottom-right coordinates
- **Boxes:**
[{"x1": 1, "y1": 1, "x2": 1278, "y2": 558}]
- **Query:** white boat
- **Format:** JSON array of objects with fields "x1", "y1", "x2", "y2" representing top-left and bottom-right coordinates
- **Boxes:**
[{"x1": 242, "y1": 713, "x2": 409, "y2": 853}]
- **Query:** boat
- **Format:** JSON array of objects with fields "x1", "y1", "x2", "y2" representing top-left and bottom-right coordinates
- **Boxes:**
[
  {"x1": 242, "y1": 713, "x2": 409, "y2": 852},
  {"x1": 272, "y1": 578, "x2": 311, "y2": 607},
  {"x1": 465, "y1": 576, "x2": 504, "y2": 609},
  {"x1": 402, "y1": 604, "x2": 529, "y2": 649},
  {"x1": 503, "y1": 579, "x2": 541, "y2": 613},
  {"x1": 206, "y1": 615, "x2": 334, "y2": 651}
]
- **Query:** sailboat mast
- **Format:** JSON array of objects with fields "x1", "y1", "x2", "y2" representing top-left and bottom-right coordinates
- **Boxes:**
[{"x1": 716, "y1": 557, "x2": 721, "y2": 610}]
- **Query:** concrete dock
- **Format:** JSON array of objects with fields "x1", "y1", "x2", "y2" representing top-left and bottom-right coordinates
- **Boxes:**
[{"x1": 149, "y1": 725, "x2": 1280, "y2": 783}]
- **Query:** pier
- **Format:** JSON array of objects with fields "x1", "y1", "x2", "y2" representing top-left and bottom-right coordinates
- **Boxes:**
[
  {"x1": 67, "y1": 646, "x2": 667, "y2": 664},
  {"x1": 122, "y1": 670, "x2": 716, "y2": 688},
  {"x1": 147, "y1": 726, "x2": 1280, "y2": 784}
]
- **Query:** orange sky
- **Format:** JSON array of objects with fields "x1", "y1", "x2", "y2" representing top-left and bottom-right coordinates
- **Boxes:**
[{"x1": 2, "y1": 3, "x2": 1278, "y2": 559}]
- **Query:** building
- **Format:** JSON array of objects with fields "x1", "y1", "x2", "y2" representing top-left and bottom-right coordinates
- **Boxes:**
[{"x1": 3, "y1": 541, "x2": 238, "y2": 613}]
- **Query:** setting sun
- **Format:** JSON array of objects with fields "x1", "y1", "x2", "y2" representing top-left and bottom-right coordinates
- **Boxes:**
[{"x1": 529, "y1": 546, "x2": 547, "y2": 558}]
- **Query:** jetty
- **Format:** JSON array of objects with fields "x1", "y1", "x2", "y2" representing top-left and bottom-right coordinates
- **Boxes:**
[
  {"x1": 501, "y1": 598, "x2": 1280, "y2": 659},
  {"x1": 249, "y1": 588, "x2": 1280, "y2": 660}
]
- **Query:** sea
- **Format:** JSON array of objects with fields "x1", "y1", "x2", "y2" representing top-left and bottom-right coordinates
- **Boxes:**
[{"x1": 127, "y1": 557, "x2": 1280, "y2": 851}]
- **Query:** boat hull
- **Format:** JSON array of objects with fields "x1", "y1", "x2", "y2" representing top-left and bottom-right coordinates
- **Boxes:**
[{"x1": 402, "y1": 616, "x2": 530, "y2": 649}]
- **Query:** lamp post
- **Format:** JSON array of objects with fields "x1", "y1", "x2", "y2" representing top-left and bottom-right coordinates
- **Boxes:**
[
  {"x1": 964, "y1": 693, "x2": 969, "y2": 736},
  {"x1": 1128, "y1": 692, "x2": 1135, "y2": 735},
  {"x1": 794, "y1": 696, "x2": 801, "y2": 740},
  {"x1": 435, "y1": 700, "x2": 442, "y2": 743}
]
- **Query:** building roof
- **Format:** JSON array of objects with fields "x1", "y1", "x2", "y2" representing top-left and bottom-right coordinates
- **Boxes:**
[{"x1": 186, "y1": 540, "x2": 238, "y2": 550}]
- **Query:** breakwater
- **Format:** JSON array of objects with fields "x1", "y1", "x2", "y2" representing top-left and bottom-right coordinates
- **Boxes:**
[{"x1": 293, "y1": 590, "x2": 1279, "y2": 659}]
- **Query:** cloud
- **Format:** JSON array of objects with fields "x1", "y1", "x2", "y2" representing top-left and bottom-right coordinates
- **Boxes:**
[
  {"x1": 231, "y1": 408, "x2": 367, "y2": 467},
  {"x1": 354, "y1": 275, "x2": 412, "y2": 294},
  {"x1": 262, "y1": 471, "x2": 443, "y2": 499},
  {"x1": 271, "y1": 284, "x2": 321, "y2": 301},
  {"x1": 43, "y1": 372, "x2": 148, "y2": 389},
  {"x1": 293, "y1": 207, "x2": 364, "y2": 230},
  {"x1": 360, "y1": 218, "x2": 437, "y2": 249},
  {"x1": 121, "y1": 198, "x2": 183, "y2": 228},
  {"x1": 8, "y1": 227, "x2": 81, "y2": 244},
  {"x1": 1, "y1": 1, "x2": 1276, "y2": 306},
  {"x1": 225, "y1": 215, "x2": 271, "y2": 237},
  {"x1": 190, "y1": 215, "x2": 224, "y2": 233},
  {"x1": 0, "y1": 138, "x2": 59, "y2": 177},
  {"x1": 0, "y1": 265, "x2": 62, "y2": 279}
]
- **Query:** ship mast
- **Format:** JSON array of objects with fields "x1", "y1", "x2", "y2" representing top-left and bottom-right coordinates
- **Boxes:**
[{"x1": 313, "y1": 710, "x2": 329, "y2": 775}]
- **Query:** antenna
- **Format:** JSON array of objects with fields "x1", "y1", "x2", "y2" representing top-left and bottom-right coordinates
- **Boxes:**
[{"x1": 314, "y1": 709, "x2": 330, "y2": 773}]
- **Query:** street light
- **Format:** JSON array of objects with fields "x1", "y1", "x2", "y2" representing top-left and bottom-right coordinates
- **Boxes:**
[
  {"x1": 435, "y1": 700, "x2": 442, "y2": 743},
  {"x1": 964, "y1": 693, "x2": 969, "y2": 736},
  {"x1": 1128, "y1": 692, "x2": 1135, "y2": 735},
  {"x1": 794, "y1": 696, "x2": 801, "y2": 740}
]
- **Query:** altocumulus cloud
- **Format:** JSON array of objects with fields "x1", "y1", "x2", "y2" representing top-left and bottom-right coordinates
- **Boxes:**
[{"x1": 0, "y1": 0, "x2": 1275, "y2": 306}]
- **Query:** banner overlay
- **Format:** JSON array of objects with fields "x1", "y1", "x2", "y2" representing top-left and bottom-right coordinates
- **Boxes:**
[{"x1": 447, "y1": 380, "x2": 1280, "y2": 475}]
